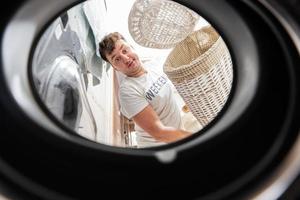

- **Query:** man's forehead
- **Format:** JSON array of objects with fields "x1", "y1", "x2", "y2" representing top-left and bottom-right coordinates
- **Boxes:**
[
  {"x1": 115, "y1": 39, "x2": 129, "y2": 48},
  {"x1": 107, "y1": 40, "x2": 128, "y2": 59}
]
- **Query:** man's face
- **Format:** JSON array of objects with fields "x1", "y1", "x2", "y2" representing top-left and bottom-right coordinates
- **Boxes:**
[{"x1": 106, "y1": 39, "x2": 142, "y2": 76}]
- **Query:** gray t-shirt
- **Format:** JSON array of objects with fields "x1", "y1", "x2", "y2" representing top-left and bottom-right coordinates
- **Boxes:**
[{"x1": 119, "y1": 68, "x2": 182, "y2": 148}]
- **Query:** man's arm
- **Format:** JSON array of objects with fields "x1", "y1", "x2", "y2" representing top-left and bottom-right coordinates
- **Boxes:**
[{"x1": 132, "y1": 105, "x2": 191, "y2": 143}]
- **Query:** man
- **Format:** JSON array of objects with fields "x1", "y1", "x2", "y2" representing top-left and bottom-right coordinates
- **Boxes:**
[{"x1": 99, "y1": 32, "x2": 191, "y2": 148}]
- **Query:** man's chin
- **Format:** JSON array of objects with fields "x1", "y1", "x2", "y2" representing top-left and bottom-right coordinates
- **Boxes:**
[{"x1": 129, "y1": 64, "x2": 138, "y2": 69}]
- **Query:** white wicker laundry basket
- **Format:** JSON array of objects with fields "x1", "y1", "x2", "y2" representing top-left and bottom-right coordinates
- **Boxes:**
[
  {"x1": 128, "y1": 0, "x2": 199, "y2": 49},
  {"x1": 163, "y1": 26, "x2": 233, "y2": 127}
]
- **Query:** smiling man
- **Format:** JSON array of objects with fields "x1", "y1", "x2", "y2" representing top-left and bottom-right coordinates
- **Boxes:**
[{"x1": 99, "y1": 32, "x2": 191, "y2": 148}]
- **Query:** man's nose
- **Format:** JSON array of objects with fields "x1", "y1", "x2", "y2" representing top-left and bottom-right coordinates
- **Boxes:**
[{"x1": 121, "y1": 54, "x2": 130, "y2": 63}]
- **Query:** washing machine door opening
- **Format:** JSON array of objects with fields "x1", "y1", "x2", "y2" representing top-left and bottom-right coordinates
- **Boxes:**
[{"x1": 0, "y1": 0, "x2": 299, "y2": 200}]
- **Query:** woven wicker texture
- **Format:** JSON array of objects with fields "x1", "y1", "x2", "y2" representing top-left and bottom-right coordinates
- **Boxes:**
[
  {"x1": 163, "y1": 26, "x2": 233, "y2": 127},
  {"x1": 128, "y1": 0, "x2": 199, "y2": 49}
]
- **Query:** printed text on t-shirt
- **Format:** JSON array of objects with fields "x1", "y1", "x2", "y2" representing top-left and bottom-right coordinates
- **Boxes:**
[{"x1": 145, "y1": 76, "x2": 167, "y2": 101}]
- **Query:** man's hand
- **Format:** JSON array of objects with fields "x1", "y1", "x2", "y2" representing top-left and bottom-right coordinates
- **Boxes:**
[{"x1": 133, "y1": 105, "x2": 192, "y2": 143}]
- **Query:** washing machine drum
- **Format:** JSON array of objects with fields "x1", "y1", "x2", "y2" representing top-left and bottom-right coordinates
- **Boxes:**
[{"x1": 0, "y1": 0, "x2": 299, "y2": 199}]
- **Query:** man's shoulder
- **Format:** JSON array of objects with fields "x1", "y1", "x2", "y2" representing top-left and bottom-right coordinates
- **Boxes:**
[
  {"x1": 119, "y1": 77, "x2": 143, "y2": 95},
  {"x1": 120, "y1": 76, "x2": 137, "y2": 88}
]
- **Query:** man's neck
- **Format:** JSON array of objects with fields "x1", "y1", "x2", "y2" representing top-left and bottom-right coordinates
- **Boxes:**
[{"x1": 128, "y1": 66, "x2": 147, "y2": 77}]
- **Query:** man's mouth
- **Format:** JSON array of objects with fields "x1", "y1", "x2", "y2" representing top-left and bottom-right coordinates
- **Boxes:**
[{"x1": 128, "y1": 60, "x2": 134, "y2": 68}]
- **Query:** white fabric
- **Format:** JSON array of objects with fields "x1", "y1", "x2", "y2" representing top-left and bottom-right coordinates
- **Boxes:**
[{"x1": 119, "y1": 68, "x2": 182, "y2": 148}]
